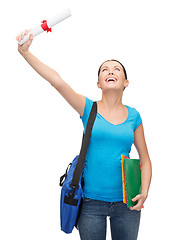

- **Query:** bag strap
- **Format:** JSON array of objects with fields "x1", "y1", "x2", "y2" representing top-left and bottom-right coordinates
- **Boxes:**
[{"x1": 70, "y1": 101, "x2": 97, "y2": 189}]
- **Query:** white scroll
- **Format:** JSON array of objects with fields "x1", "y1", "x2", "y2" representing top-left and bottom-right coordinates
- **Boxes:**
[{"x1": 18, "y1": 8, "x2": 71, "y2": 45}]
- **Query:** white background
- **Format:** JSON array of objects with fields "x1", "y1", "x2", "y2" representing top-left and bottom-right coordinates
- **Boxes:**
[{"x1": 1, "y1": 0, "x2": 177, "y2": 239}]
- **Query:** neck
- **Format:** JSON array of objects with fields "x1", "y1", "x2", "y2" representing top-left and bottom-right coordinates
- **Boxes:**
[{"x1": 100, "y1": 91, "x2": 124, "y2": 112}]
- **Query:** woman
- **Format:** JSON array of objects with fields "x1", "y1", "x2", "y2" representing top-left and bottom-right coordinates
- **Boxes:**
[{"x1": 16, "y1": 30, "x2": 152, "y2": 240}]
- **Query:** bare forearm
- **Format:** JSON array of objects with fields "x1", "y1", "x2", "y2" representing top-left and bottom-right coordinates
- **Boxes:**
[
  {"x1": 141, "y1": 158, "x2": 152, "y2": 198},
  {"x1": 19, "y1": 50, "x2": 61, "y2": 86}
]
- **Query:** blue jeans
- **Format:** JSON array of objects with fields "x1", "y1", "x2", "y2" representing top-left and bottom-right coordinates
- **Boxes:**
[{"x1": 77, "y1": 198, "x2": 141, "y2": 240}]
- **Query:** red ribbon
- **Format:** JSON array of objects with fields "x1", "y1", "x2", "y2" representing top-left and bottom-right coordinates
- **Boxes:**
[{"x1": 41, "y1": 20, "x2": 52, "y2": 32}]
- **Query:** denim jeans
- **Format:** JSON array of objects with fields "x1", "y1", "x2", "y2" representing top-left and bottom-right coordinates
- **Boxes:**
[{"x1": 77, "y1": 198, "x2": 141, "y2": 240}]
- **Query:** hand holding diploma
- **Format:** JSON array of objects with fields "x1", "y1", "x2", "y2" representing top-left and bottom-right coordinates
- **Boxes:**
[
  {"x1": 16, "y1": 8, "x2": 71, "y2": 48},
  {"x1": 15, "y1": 8, "x2": 74, "y2": 104},
  {"x1": 16, "y1": 29, "x2": 33, "y2": 54}
]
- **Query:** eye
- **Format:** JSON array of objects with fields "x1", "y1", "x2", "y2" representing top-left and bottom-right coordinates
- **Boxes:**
[
  {"x1": 115, "y1": 68, "x2": 120, "y2": 71},
  {"x1": 102, "y1": 68, "x2": 107, "y2": 72}
]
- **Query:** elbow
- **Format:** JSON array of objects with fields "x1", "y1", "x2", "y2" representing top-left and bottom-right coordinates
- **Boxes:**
[
  {"x1": 50, "y1": 74, "x2": 63, "y2": 89},
  {"x1": 141, "y1": 156, "x2": 152, "y2": 171},
  {"x1": 141, "y1": 158, "x2": 152, "y2": 177}
]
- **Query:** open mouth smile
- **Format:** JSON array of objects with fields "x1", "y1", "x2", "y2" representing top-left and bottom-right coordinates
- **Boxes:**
[{"x1": 105, "y1": 77, "x2": 118, "y2": 82}]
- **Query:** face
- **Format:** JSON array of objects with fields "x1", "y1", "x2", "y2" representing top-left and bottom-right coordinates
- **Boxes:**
[{"x1": 97, "y1": 60, "x2": 129, "y2": 91}]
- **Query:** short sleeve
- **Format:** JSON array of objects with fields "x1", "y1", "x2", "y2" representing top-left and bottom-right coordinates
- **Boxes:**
[
  {"x1": 80, "y1": 96, "x2": 93, "y2": 131},
  {"x1": 134, "y1": 109, "x2": 142, "y2": 131}
]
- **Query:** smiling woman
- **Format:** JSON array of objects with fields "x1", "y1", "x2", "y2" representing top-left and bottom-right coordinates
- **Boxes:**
[
  {"x1": 97, "y1": 59, "x2": 128, "y2": 91},
  {"x1": 16, "y1": 28, "x2": 152, "y2": 240}
]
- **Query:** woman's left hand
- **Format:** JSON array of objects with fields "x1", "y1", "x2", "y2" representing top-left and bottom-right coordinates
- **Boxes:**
[{"x1": 129, "y1": 193, "x2": 147, "y2": 211}]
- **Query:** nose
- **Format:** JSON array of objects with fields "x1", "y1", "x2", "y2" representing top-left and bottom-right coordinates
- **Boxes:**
[{"x1": 108, "y1": 72, "x2": 113, "y2": 75}]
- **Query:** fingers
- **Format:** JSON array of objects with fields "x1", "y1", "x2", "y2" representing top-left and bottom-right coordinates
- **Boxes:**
[
  {"x1": 129, "y1": 203, "x2": 142, "y2": 211},
  {"x1": 130, "y1": 201, "x2": 143, "y2": 211},
  {"x1": 16, "y1": 29, "x2": 33, "y2": 42},
  {"x1": 130, "y1": 194, "x2": 145, "y2": 211},
  {"x1": 132, "y1": 194, "x2": 141, "y2": 202}
]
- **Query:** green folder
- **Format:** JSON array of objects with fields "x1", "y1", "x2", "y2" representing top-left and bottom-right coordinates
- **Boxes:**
[{"x1": 121, "y1": 155, "x2": 141, "y2": 207}]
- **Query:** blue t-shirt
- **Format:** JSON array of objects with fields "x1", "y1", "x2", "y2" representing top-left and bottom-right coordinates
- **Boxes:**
[{"x1": 80, "y1": 96, "x2": 142, "y2": 202}]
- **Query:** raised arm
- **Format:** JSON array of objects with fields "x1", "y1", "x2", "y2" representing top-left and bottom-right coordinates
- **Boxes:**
[{"x1": 16, "y1": 29, "x2": 85, "y2": 117}]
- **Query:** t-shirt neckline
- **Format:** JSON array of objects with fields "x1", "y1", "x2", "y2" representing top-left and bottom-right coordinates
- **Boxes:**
[{"x1": 96, "y1": 103, "x2": 129, "y2": 126}]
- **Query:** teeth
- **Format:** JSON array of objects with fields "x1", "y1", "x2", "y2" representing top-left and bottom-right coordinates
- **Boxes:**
[{"x1": 106, "y1": 78, "x2": 116, "y2": 82}]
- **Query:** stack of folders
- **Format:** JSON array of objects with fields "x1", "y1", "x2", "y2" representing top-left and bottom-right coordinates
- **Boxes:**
[{"x1": 121, "y1": 154, "x2": 141, "y2": 207}]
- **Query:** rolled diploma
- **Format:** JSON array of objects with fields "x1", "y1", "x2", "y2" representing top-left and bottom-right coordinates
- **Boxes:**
[{"x1": 18, "y1": 8, "x2": 71, "y2": 45}]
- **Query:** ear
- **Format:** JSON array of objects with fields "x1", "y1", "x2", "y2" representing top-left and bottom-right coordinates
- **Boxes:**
[
  {"x1": 97, "y1": 81, "x2": 101, "y2": 89},
  {"x1": 97, "y1": 81, "x2": 100, "y2": 88},
  {"x1": 124, "y1": 79, "x2": 129, "y2": 88}
]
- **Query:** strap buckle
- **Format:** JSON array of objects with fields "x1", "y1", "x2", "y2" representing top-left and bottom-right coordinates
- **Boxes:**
[{"x1": 68, "y1": 184, "x2": 78, "y2": 198}]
